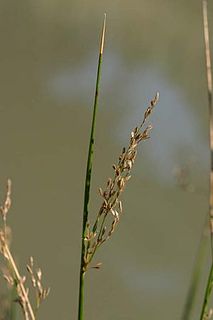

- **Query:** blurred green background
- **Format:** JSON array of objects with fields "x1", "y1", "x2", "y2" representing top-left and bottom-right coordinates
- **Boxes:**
[{"x1": 0, "y1": 1, "x2": 212, "y2": 319}]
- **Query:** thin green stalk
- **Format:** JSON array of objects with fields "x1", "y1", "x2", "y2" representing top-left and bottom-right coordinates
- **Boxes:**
[
  {"x1": 78, "y1": 272, "x2": 85, "y2": 320},
  {"x1": 181, "y1": 217, "x2": 208, "y2": 320},
  {"x1": 200, "y1": 264, "x2": 213, "y2": 320},
  {"x1": 78, "y1": 15, "x2": 106, "y2": 320}
]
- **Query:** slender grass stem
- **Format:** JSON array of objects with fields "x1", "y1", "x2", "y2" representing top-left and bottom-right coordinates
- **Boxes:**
[
  {"x1": 181, "y1": 217, "x2": 208, "y2": 320},
  {"x1": 78, "y1": 271, "x2": 85, "y2": 320},
  {"x1": 77, "y1": 15, "x2": 106, "y2": 320},
  {"x1": 200, "y1": 263, "x2": 213, "y2": 320}
]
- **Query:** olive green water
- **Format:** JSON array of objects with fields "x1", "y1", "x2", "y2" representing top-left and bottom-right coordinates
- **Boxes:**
[{"x1": 0, "y1": 1, "x2": 212, "y2": 319}]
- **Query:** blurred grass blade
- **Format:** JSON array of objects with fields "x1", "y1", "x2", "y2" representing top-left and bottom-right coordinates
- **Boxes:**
[
  {"x1": 78, "y1": 14, "x2": 106, "y2": 320},
  {"x1": 199, "y1": 1, "x2": 213, "y2": 320},
  {"x1": 202, "y1": 0, "x2": 213, "y2": 250},
  {"x1": 181, "y1": 220, "x2": 208, "y2": 320},
  {"x1": 199, "y1": 264, "x2": 213, "y2": 320}
]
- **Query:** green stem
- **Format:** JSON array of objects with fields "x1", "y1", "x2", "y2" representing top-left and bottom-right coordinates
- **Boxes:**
[
  {"x1": 77, "y1": 15, "x2": 106, "y2": 320},
  {"x1": 78, "y1": 271, "x2": 85, "y2": 320},
  {"x1": 181, "y1": 218, "x2": 208, "y2": 320},
  {"x1": 199, "y1": 263, "x2": 213, "y2": 320}
]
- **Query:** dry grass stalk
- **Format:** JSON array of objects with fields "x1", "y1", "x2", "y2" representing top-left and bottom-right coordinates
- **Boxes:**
[
  {"x1": 0, "y1": 180, "x2": 49, "y2": 320},
  {"x1": 203, "y1": 0, "x2": 213, "y2": 242},
  {"x1": 83, "y1": 92, "x2": 159, "y2": 272},
  {"x1": 26, "y1": 257, "x2": 50, "y2": 310},
  {"x1": 199, "y1": 2, "x2": 213, "y2": 320}
]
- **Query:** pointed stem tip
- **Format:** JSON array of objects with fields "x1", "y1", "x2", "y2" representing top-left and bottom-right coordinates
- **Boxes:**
[{"x1": 100, "y1": 13, "x2": 106, "y2": 55}]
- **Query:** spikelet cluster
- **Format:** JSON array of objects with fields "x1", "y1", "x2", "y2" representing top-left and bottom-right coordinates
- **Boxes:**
[
  {"x1": 0, "y1": 180, "x2": 49, "y2": 320},
  {"x1": 83, "y1": 93, "x2": 159, "y2": 271}
]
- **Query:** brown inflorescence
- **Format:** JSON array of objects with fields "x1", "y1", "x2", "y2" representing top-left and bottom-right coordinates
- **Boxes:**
[
  {"x1": 0, "y1": 180, "x2": 49, "y2": 320},
  {"x1": 83, "y1": 92, "x2": 159, "y2": 272}
]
